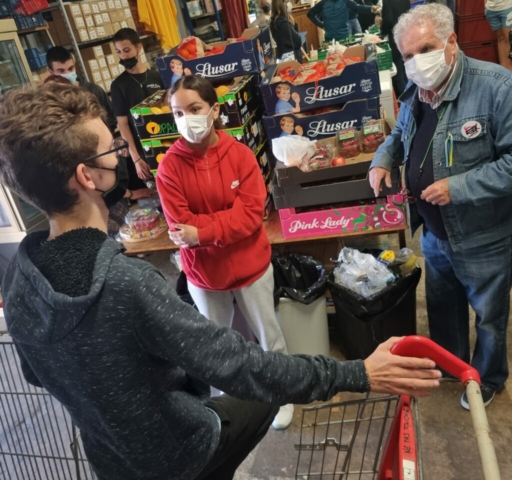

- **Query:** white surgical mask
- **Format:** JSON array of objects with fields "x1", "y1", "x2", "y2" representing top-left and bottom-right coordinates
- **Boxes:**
[
  {"x1": 60, "y1": 72, "x2": 77, "y2": 84},
  {"x1": 404, "y1": 38, "x2": 453, "y2": 91},
  {"x1": 175, "y1": 106, "x2": 215, "y2": 143}
]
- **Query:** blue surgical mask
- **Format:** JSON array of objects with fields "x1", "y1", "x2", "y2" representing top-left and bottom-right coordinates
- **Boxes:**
[{"x1": 60, "y1": 72, "x2": 77, "y2": 84}]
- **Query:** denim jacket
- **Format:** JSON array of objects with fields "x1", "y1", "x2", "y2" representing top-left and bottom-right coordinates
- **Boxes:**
[{"x1": 371, "y1": 52, "x2": 512, "y2": 251}]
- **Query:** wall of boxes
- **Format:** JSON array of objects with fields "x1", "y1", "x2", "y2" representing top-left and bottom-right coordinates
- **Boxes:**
[{"x1": 45, "y1": 0, "x2": 150, "y2": 93}]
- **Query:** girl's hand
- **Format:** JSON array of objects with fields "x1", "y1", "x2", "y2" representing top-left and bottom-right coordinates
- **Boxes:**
[
  {"x1": 135, "y1": 160, "x2": 152, "y2": 180},
  {"x1": 169, "y1": 224, "x2": 199, "y2": 247}
]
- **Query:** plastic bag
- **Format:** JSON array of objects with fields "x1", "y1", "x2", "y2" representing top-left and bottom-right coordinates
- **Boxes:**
[
  {"x1": 272, "y1": 254, "x2": 328, "y2": 305},
  {"x1": 362, "y1": 120, "x2": 385, "y2": 153},
  {"x1": 126, "y1": 208, "x2": 161, "y2": 232},
  {"x1": 272, "y1": 136, "x2": 317, "y2": 171},
  {"x1": 309, "y1": 142, "x2": 334, "y2": 170},
  {"x1": 337, "y1": 127, "x2": 361, "y2": 158},
  {"x1": 333, "y1": 247, "x2": 395, "y2": 298}
]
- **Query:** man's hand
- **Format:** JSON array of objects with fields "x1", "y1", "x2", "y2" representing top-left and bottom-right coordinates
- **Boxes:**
[
  {"x1": 421, "y1": 179, "x2": 451, "y2": 206},
  {"x1": 375, "y1": 15, "x2": 382, "y2": 26},
  {"x1": 371, "y1": 5, "x2": 381, "y2": 14},
  {"x1": 169, "y1": 224, "x2": 199, "y2": 248},
  {"x1": 369, "y1": 167, "x2": 392, "y2": 197},
  {"x1": 364, "y1": 337, "x2": 441, "y2": 397},
  {"x1": 135, "y1": 160, "x2": 152, "y2": 180}
]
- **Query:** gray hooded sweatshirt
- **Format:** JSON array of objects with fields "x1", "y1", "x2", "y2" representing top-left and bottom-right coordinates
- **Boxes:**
[{"x1": 3, "y1": 229, "x2": 367, "y2": 480}]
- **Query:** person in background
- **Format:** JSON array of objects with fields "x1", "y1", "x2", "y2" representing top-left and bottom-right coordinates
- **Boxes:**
[
  {"x1": 485, "y1": 0, "x2": 512, "y2": 70},
  {"x1": 308, "y1": 0, "x2": 380, "y2": 43},
  {"x1": 369, "y1": 4, "x2": 512, "y2": 410},
  {"x1": 348, "y1": 7, "x2": 363, "y2": 35},
  {"x1": 380, "y1": 0, "x2": 410, "y2": 96},
  {"x1": 271, "y1": 0, "x2": 302, "y2": 62},
  {"x1": 0, "y1": 83, "x2": 440, "y2": 480},
  {"x1": 110, "y1": 28, "x2": 165, "y2": 192},
  {"x1": 357, "y1": 0, "x2": 380, "y2": 31},
  {"x1": 46, "y1": 46, "x2": 116, "y2": 132},
  {"x1": 250, "y1": 0, "x2": 271, "y2": 26}
]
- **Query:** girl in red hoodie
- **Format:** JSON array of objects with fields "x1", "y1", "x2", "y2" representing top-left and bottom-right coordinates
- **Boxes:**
[{"x1": 157, "y1": 75, "x2": 293, "y2": 430}]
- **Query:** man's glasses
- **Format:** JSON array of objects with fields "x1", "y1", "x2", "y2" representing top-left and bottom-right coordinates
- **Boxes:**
[{"x1": 84, "y1": 138, "x2": 129, "y2": 164}]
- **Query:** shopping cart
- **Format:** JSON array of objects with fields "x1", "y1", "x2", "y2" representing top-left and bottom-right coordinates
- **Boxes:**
[
  {"x1": 295, "y1": 336, "x2": 501, "y2": 480},
  {"x1": 0, "y1": 332, "x2": 96, "y2": 480}
]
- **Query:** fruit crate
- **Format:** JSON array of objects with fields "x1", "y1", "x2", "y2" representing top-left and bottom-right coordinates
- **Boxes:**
[
  {"x1": 377, "y1": 42, "x2": 392, "y2": 71},
  {"x1": 0, "y1": 0, "x2": 14, "y2": 17}
]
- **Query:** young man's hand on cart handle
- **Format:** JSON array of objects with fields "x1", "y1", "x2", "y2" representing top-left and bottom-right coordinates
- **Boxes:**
[{"x1": 364, "y1": 337, "x2": 442, "y2": 397}]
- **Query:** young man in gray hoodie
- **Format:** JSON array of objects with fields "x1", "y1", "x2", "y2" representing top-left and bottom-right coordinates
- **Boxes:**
[{"x1": 0, "y1": 83, "x2": 440, "y2": 480}]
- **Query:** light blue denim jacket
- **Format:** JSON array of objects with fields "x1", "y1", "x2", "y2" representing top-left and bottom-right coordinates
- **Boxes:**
[{"x1": 371, "y1": 52, "x2": 512, "y2": 251}]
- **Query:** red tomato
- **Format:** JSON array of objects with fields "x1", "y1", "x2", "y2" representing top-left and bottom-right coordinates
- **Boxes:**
[{"x1": 332, "y1": 157, "x2": 347, "y2": 166}]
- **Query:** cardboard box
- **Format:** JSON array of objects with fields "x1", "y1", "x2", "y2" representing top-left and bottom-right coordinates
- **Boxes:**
[
  {"x1": 106, "y1": 53, "x2": 116, "y2": 65},
  {"x1": 68, "y1": 15, "x2": 86, "y2": 31},
  {"x1": 107, "y1": 0, "x2": 116, "y2": 9},
  {"x1": 141, "y1": 137, "x2": 180, "y2": 170},
  {"x1": 94, "y1": 13, "x2": 104, "y2": 25},
  {"x1": 64, "y1": 3, "x2": 82, "y2": 17},
  {"x1": 96, "y1": 26, "x2": 106, "y2": 38},
  {"x1": 50, "y1": 13, "x2": 72, "y2": 45},
  {"x1": 100, "y1": 68, "x2": 111, "y2": 81},
  {"x1": 88, "y1": 28, "x2": 98, "y2": 40},
  {"x1": 127, "y1": 18, "x2": 136, "y2": 30},
  {"x1": 75, "y1": 29, "x2": 90, "y2": 42},
  {"x1": 124, "y1": 7, "x2": 132, "y2": 18},
  {"x1": 104, "y1": 79, "x2": 112, "y2": 92},
  {"x1": 157, "y1": 27, "x2": 275, "y2": 88},
  {"x1": 120, "y1": 19, "x2": 128, "y2": 28},
  {"x1": 91, "y1": 2, "x2": 100, "y2": 14},
  {"x1": 114, "y1": 0, "x2": 122, "y2": 9},
  {"x1": 130, "y1": 90, "x2": 178, "y2": 140},
  {"x1": 263, "y1": 97, "x2": 380, "y2": 143},
  {"x1": 112, "y1": 21, "x2": 121, "y2": 32},
  {"x1": 224, "y1": 109, "x2": 263, "y2": 154},
  {"x1": 87, "y1": 58, "x2": 100, "y2": 72},
  {"x1": 277, "y1": 195, "x2": 407, "y2": 240},
  {"x1": 260, "y1": 45, "x2": 380, "y2": 116},
  {"x1": 98, "y1": 56, "x2": 108, "y2": 69},
  {"x1": 93, "y1": 45, "x2": 104, "y2": 57},
  {"x1": 217, "y1": 76, "x2": 257, "y2": 129},
  {"x1": 102, "y1": 42, "x2": 117, "y2": 56},
  {"x1": 85, "y1": 15, "x2": 95, "y2": 27},
  {"x1": 81, "y1": 2, "x2": 92, "y2": 15},
  {"x1": 121, "y1": 0, "x2": 128, "y2": 6},
  {"x1": 98, "y1": 0, "x2": 107, "y2": 11},
  {"x1": 90, "y1": 70, "x2": 103, "y2": 84},
  {"x1": 109, "y1": 65, "x2": 120, "y2": 77},
  {"x1": 109, "y1": 10, "x2": 120, "y2": 22},
  {"x1": 102, "y1": 12, "x2": 111, "y2": 23},
  {"x1": 103, "y1": 23, "x2": 114, "y2": 37}
]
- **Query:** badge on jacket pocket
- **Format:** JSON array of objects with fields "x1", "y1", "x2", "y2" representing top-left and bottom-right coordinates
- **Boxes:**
[{"x1": 461, "y1": 121, "x2": 483, "y2": 139}]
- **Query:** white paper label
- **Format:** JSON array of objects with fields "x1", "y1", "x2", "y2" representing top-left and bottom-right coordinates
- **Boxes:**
[
  {"x1": 461, "y1": 121, "x2": 482, "y2": 139},
  {"x1": 402, "y1": 459, "x2": 416, "y2": 480}
]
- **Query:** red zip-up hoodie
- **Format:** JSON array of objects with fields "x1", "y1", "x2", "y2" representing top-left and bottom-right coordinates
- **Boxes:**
[{"x1": 157, "y1": 131, "x2": 271, "y2": 291}]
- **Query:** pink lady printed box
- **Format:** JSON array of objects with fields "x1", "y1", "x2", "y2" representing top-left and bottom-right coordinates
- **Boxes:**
[{"x1": 278, "y1": 195, "x2": 407, "y2": 240}]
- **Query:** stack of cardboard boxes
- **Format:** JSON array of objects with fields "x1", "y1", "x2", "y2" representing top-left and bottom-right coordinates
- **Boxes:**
[{"x1": 62, "y1": 0, "x2": 136, "y2": 44}]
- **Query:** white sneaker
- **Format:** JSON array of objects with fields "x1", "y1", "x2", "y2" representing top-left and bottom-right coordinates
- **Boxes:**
[{"x1": 272, "y1": 404, "x2": 294, "y2": 430}]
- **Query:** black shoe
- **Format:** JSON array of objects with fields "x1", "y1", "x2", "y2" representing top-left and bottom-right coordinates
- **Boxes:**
[{"x1": 461, "y1": 386, "x2": 496, "y2": 411}]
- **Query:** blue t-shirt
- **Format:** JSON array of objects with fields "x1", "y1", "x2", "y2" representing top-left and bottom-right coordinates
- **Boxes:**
[
  {"x1": 280, "y1": 131, "x2": 291, "y2": 137},
  {"x1": 170, "y1": 73, "x2": 182, "y2": 87},
  {"x1": 275, "y1": 99, "x2": 293, "y2": 114}
]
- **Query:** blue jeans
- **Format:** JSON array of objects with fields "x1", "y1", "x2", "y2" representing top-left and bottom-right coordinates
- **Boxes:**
[
  {"x1": 348, "y1": 18, "x2": 362, "y2": 35},
  {"x1": 421, "y1": 229, "x2": 511, "y2": 390}
]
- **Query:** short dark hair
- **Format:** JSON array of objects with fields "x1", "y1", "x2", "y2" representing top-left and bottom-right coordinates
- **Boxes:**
[
  {"x1": 113, "y1": 28, "x2": 140, "y2": 46},
  {"x1": 0, "y1": 83, "x2": 107, "y2": 216},
  {"x1": 46, "y1": 46, "x2": 73, "y2": 71},
  {"x1": 170, "y1": 75, "x2": 221, "y2": 128}
]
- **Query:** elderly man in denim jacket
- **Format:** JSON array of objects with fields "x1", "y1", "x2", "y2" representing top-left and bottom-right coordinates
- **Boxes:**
[{"x1": 370, "y1": 4, "x2": 512, "y2": 410}]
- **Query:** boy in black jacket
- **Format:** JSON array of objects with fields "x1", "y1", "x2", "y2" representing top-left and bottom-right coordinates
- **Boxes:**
[{"x1": 0, "y1": 84, "x2": 440, "y2": 480}]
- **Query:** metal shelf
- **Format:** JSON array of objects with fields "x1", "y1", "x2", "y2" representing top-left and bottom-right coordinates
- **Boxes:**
[
  {"x1": 190, "y1": 12, "x2": 216, "y2": 20},
  {"x1": 17, "y1": 25, "x2": 50, "y2": 35},
  {"x1": 181, "y1": 0, "x2": 224, "y2": 41}
]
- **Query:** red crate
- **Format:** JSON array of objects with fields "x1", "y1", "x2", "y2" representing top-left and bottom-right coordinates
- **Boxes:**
[
  {"x1": 13, "y1": 0, "x2": 49, "y2": 15},
  {"x1": 455, "y1": 0, "x2": 485, "y2": 18},
  {"x1": 460, "y1": 41, "x2": 499, "y2": 64},
  {"x1": 456, "y1": 16, "x2": 496, "y2": 44}
]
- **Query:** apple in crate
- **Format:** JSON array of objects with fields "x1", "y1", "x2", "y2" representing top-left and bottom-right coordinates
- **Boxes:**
[{"x1": 332, "y1": 157, "x2": 346, "y2": 167}]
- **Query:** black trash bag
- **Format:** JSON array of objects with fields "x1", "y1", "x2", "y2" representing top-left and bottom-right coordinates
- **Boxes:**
[
  {"x1": 328, "y1": 268, "x2": 421, "y2": 360},
  {"x1": 272, "y1": 254, "x2": 328, "y2": 306}
]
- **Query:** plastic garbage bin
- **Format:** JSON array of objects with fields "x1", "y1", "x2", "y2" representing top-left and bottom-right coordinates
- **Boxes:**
[
  {"x1": 328, "y1": 268, "x2": 421, "y2": 360},
  {"x1": 273, "y1": 254, "x2": 330, "y2": 357}
]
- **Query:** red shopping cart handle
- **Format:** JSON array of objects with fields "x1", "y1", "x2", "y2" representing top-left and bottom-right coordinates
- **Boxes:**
[{"x1": 391, "y1": 335, "x2": 481, "y2": 385}]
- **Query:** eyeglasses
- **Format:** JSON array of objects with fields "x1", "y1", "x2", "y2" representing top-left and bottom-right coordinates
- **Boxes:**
[{"x1": 84, "y1": 138, "x2": 129, "y2": 165}]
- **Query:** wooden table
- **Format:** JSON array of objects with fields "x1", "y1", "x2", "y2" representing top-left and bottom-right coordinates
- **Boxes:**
[{"x1": 122, "y1": 210, "x2": 407, "y2": 256}]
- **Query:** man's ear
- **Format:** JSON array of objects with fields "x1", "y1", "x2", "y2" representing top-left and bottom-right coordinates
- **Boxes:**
[{"x1": 75, "y1": 164, "x2": 97, "y2": 191}]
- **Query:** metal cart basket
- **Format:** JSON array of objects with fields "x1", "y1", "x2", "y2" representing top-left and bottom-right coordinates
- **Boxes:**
[{"x1": 296, "y1": 336, "x2": 501, "y2": 480}]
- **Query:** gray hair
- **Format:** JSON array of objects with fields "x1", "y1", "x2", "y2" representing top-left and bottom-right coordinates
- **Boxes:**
[{"x1": 393, "y1": 4, "x2": 455, "y2": 50}]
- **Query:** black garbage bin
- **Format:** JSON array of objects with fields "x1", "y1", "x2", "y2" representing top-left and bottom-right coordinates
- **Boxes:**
[{"x1": 328, "y1": 268, "x2": 421, "y2": 360}]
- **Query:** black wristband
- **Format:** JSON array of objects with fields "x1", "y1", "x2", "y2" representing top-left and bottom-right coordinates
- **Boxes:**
[{"x1": 134, "y1": 158, "x2": 142, "y2": 164}]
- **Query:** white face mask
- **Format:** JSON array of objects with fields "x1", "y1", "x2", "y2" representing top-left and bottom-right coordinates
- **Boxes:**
[
  {"x1": 404, "y1": 38, "x2": 453, "y2": 91},
  {"x1": 175, "y1": 106, "x2": 215, "y2": 143}
]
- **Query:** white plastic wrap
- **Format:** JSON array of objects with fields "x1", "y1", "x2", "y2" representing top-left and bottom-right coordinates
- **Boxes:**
[{"x1": 272, "y1": 136, "x2": 317, "y2": 170}]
